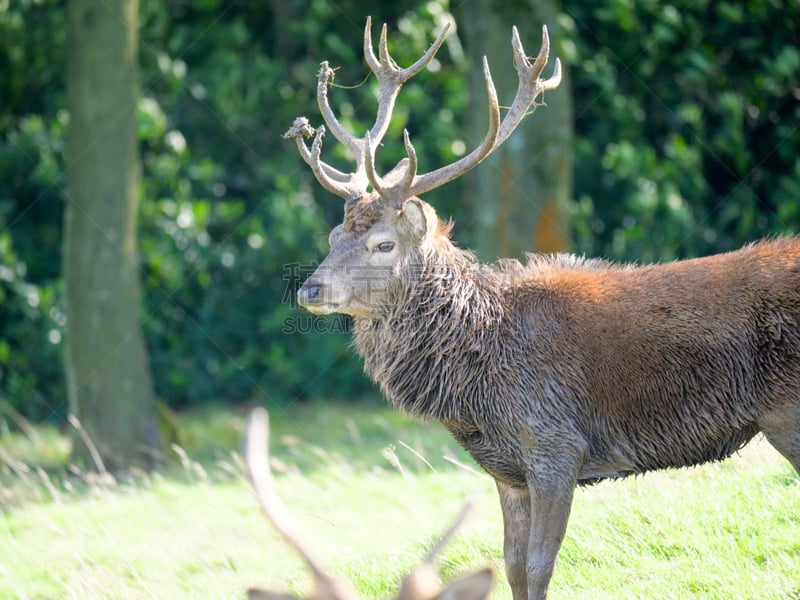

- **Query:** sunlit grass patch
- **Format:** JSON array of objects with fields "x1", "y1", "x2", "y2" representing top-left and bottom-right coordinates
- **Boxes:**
[
  {"x1": 558, "y1": 439, "x2": 799, "y2": 599},
  {"x1": 0, "y1": 403, "x2": 797, "y2": 599},
  {"x1": 0, "y1": 402, "x2": 494, "y2": 599}
]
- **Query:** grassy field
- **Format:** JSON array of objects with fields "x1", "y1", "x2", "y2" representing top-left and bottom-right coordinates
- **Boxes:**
[{"x1": 1, "y1": 402, "x2": 798, "y2": 599}]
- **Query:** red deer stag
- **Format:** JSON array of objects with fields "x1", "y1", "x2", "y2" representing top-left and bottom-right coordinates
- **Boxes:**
[
  {"x1": 283, "y1": 17, "x2": 800, "y2": 600},
  {"x1": 243, "y1": 407, "x2": 494, "y2": 600}
]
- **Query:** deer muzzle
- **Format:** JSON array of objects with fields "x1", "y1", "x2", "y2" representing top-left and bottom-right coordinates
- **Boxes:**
[{"x1": 297, "y1": 280, "x2": 339, "y2": 315}]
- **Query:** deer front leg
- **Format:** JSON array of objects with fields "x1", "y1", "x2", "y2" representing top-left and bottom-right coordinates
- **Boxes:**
[
  {"x1": 524, "y1": 472, "x2": 577, "y2": 600},
  {"x1": 496, "y1": 481, "x2": 532, "y2": 600}
]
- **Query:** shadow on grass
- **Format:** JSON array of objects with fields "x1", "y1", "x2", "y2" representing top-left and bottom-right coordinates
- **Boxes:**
[{"x1": 0, "y1": 400, "x2": 473, "y2": 510}]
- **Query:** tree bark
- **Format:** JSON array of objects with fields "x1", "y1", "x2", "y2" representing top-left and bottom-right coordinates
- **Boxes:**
[
  {"x1": 455, "y1": 0, "x2": 573, "y2": 261},
  {"x1": 65, "y1": 0, "x2": 159, "y2": 471}
]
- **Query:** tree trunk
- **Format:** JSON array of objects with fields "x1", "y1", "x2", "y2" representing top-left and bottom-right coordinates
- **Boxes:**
[
  {"x1": 65, "y1": 0, "x2": 159, "y2": 471},
  {"x1": 455, "y1": 0, "x2": 573, "y2": 261}
]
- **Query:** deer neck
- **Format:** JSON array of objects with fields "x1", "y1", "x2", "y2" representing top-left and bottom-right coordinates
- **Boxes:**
[{"x1": 352, "y1": 248, "x2": 504, "y2": 421}]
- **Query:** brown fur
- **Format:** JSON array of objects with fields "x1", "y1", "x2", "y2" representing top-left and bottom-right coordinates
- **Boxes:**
[
  {"x1": 355, "y1": 237, "x2": 800, "y2": 484},
  {"x1": 300, "y1": 197, "x2": 800, "y2": 597},
  {"x1": 331, "y1": 228, "x2": 800, "y2": 598},
  {"x1": 344, "y1": 194, "x2": 385, "y2": 233},
  {"x1": 284, "y1": 17, "x2": 799, "y2": 598}
]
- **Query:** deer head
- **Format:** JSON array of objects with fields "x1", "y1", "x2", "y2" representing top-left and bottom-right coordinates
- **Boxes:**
[
  {"x1": 283, "y1": 17, "x2": 560, "y2": 318},
  {"x1": 244, "y1": 408, "x2": 494, "y2": 600}
]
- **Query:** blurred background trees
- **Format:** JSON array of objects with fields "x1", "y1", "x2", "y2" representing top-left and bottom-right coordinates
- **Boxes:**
[
  {"x1": 1, "y1": 0, "x2": 798, "y2": 430},
  {"x1": 456, "y1": 0, "x2": 574, "y2": 261},
  {"x1": 64, "y1": 0, "x2": 160, "y2": 469}
]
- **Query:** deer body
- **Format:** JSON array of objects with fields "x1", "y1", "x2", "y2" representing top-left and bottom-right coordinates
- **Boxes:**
[
  {"x1": 285, "y1": 19, "x2": 800, "y2": 600},
  {"x1": 354, "y1": 235, "x2": 800, "y2": 485}
]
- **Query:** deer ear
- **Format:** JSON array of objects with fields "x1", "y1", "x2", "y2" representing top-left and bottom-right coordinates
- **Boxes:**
[
  {"x1": 400, "y1": 199, "x2": 433, "y2": 241},
  {"x1": 434, "y1": 568, "x2": 494, "y2": 600}
]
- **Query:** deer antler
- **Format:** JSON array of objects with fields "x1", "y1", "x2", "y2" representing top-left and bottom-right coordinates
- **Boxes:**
[
  {"x1": 284, "y1": 18, "x2": 561, "y2": 209},
  {"x1": 405, "y1": 25, "x2": 561, "y2": 199},
  {"x1": 244, "y1": 408, "x2": 357, "y2": 600},
  {"x1": 395, "y1": 501, "x2": 494, "y2": 600},
  {"x1": 244, "y1": 408, "x2": 493, "y2": 600},
  {"x1": 283, "y1": 17, "x2": 450, "y2": 204}
]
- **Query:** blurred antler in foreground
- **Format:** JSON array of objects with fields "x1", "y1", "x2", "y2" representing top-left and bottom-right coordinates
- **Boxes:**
[{"x1": 243, "y1": 408, "x2": 493, "y2": 600}]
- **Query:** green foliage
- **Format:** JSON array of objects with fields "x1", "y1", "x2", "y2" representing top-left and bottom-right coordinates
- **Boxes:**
[
  {"x1": 134, "y1": 0, "x2": 369, "y2": 408},
  {"x1": 129, "y1": 1, "x2": 470, "y2": 409},
  {"x1": 568, "y1": 0, "x2": 800, "y2": 262},
  {"x1": 1, "y1": 0, "x2": 799, "y2": 420},
  {"x1": 0, "y1": 230, "x2": 65, "y2": 421},
  {"x1": 0, "y1": 111, "x2": 67, "y2": 420}
]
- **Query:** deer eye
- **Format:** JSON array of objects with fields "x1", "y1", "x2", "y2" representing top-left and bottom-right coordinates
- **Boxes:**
[{"x1": 375, "y1": 241, "x2": 395, "y2": 253}]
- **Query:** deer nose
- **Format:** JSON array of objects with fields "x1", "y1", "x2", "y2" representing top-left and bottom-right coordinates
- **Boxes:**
[{"x1": 297, "y1": 282, "x2": 324, "y2": 307}]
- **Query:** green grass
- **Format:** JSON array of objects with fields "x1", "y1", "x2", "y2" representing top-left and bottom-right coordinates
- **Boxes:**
[{"x1": 1, "y1": 403, "x2": 798, "y2": 599}]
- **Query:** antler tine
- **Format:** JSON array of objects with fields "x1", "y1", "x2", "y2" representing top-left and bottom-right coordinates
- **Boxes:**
[
  {"x1": 283, "y1": 118, "x2": 365, "y2": 201},
  {"x1": 422, "y1": 500, "x2": 474, "y2": 565},
  {"x1": 400, "y1": 129, "x2": 418, "y2": 192},
  {"x1": 404, "y1": 25, "x2": 560, "y2": 199},
  {"x1": 364, "y1": 16, "x2": 450, "y2": 82},
  {"x1": 378, "y1": 23, "x2": 393, "y2": 71},
  {"x1": 363, "y1": 17, "x2": 382, "y2": 81},
  {"x1": 316, "y1": 61, "x2": 364, "y2": 160},
  {"x1": 364, "y1": 16, "x2": 451, "y2": 150},
  {"x1": 396, "y1": 501, "x2": 484, "y2": 600},
  {"x1": 244, "y1": 409, "x2": 330, "y2": 584},
  {"x1": 363, "y1": 131, "x2": 386, "y2": 198},
  {"x1": 397, "y1": 21, "x2": 451, "y2": 81},
  {"x1": 245, "y1": 408, "x2": 359, "y2": 600},
  {"x1": 527, "y1": 24, "x2": 551, "y2": 81},
  {"x1": 494, "y1": 24, "x2": 562, "y2": 149},
  {"x1": 405, "y1": 57, "x2": 501, "y2": 198}
]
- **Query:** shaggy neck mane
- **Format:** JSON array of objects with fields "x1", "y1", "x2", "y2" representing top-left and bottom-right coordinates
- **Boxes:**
[{"x1": 353, "y1": 237, "x2": 507, "y2": 422}]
